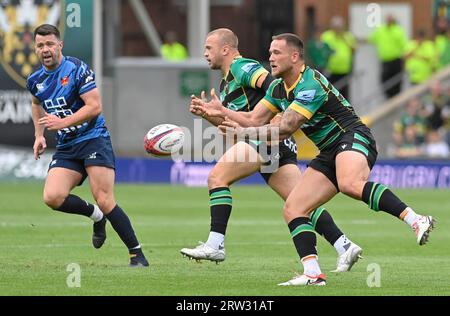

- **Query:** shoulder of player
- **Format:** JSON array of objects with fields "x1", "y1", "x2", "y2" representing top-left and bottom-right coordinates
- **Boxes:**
[
  {"x1": 230, "y1": 56, "x2": 263, "y2": 73},
  {"x1": 65, "y1": 56, "x2": 85, "y2": 67},
  {"x1": 64, "y1": 56, "x2": 92, "y2": 75},
  {"x1": 266, "y1": 78, "x2": 283, "y2": 96},
  {"x1": 297, "y1": 66, "x2": 324, "y2": 90},
  {"x1": 26, "y1": 67, "x2": 43, "y2": 83},
  {"x1": 231, "y1": 56, "x2": 258, "y2": 64},
  {"x1": 26, "y1": 67, "x2": 45, "y2": 90}
]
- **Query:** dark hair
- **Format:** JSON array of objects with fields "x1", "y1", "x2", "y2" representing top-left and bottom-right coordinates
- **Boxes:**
[
  {"x1": 34, "y1": 24, "x2": 60, "y2": 40},
  {"x1": 272, "y1": 33, "x2": 304, "y2": 58}
]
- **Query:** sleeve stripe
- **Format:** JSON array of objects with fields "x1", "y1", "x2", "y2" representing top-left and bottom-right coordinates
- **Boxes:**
[
  {"x1": 261, "y1": 99, "x2": 280, "y2": 113},
  {"x1": 250, "y1": 68, "x2": 268, "y2": 88},
  {"x1": 80, "y1": 83, "x2": 97, "y2": 95},
  {"x1": 288, "y1": 103, "x2": 313, "y2": 119},
  {"x1": 81, "y1": 81, "x2": 96, "y2": 88}
]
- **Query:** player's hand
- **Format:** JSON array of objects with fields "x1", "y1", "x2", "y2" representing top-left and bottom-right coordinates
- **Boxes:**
[
  {"x1": 38, "y1": 113, "x2": 67, "y2": 131},
  {"x1": 189, "y1": 91, "x2": 208, "y2": 117},
  {"x1": 218, "y1": 117, "x2": 244, "y2": 139},
  {"x1": 191, "y1": 88, "x2": 224, "y2": 117},
  {"x1": 33, "y1": 136, "x2": 47, "y2": 160}
]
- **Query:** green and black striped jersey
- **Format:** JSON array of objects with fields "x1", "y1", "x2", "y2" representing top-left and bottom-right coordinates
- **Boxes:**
[
  {"x1": 220, "y1": 56, "x2": 269, "y2": 112},
  {"x1": 261, "y1": 65, "x2": 365, "y2": 151}
]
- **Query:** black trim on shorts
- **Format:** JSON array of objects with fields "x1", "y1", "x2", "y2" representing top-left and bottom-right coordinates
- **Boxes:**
[{"x1": 245, "y1": 138, "x2": 298, "y2": 183}]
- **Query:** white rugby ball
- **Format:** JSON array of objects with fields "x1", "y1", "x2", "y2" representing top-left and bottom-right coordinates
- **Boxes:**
[{"x1": 144, "y1": 124, "x2": 185, "y2": 156}]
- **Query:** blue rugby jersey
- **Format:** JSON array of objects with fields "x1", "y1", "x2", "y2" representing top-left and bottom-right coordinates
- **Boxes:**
[{"x1": 27, "y1": 56, "x2": 109, "y2": 148}]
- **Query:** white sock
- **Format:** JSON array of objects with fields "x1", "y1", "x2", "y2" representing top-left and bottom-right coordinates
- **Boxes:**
[
  {"x1": 403, "y1": 207, "x2": 420, "y2": 227},
  {"x1": 302, "y1": 256, "x2": 322, "y2": 276},
  {"x1": 206, "y1": 231, "x2": 225, "y2": 250},
  {"x1": 90, "y1": 204, "x2": 104, "y2": 222},
  {"x1": 333, "y1": 235, "x2": 352, "y2": 256}
]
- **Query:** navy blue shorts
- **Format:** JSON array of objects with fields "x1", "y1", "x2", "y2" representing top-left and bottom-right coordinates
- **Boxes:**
[{"x1": 48, "y1": 136, "x2": 116, "y2": 185}]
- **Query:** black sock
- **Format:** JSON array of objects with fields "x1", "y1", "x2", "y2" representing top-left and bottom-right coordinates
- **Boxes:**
[
  {"x1": 209, "y1": 187, "x2": 232, "y2": 235},
  {"x1": 288, "y1": 217, "x2": 317, "y2": 259},
  {"x1": 310, "y1": 207, "x2": 343, "y2": 245},
  {"x1": 106, "y1": 205, "x2": 140, "y2": 250},
  {"x1": 362, "y1": 182, "x2": 407, "y2": 218},
  {"x1": 57, "y1": 194, "x2": 94, "y2": 217}
]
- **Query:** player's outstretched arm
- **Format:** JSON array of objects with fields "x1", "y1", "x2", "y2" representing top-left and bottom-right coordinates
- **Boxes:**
[
  {"x1": 219, "y1": 108, "x2": 307, "y2": 142},
  {"x1": 192, "y1": 88, "x2": 275, "y2": 127},
  {"x1": 39, "y1": 88, "x2": 102, "y2": 131},
  {"x1": 31, "y1": 96, "x2": 46, "y2": 160}
]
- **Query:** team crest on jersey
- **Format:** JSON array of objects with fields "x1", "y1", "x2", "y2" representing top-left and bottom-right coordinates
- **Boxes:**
[
  {"x1": 0, "y1": 0, "x2": 64, "y2": 88},
  {"x1": 61, "y1": 75, "x2": 69, "y2": 86}
]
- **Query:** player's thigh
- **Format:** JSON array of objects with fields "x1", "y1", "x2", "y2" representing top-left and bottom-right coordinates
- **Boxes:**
[
  {"x1": 335, "y1": 151, "x2": 371, "y2": 198},
  {"x1": 86, "y1": 166, "x2": 116, "y2": 212},
  {"x1": 209, "y1": 142, "x2": 262, "y2": 187},
  {"x1": 44, "y1": 167, "x2": 83, "y2": 205},
  {"x1": 267, "y1": 164, "x2": 302, "y2": 201},
  {"x1": 283, "y1": 167, "x2": 337, "y2": 222}
]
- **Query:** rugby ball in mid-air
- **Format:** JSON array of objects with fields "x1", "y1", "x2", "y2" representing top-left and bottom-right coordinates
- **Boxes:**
[{"x1": 144, "y1": 124, "x2": 185, "y2": 156}]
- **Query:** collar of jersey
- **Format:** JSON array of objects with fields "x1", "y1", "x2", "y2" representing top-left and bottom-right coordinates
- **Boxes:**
[
  {"x1": 43, "y1": 56, "x2": 66, "y2": 74},
  {"x1": 284, "y1": 64, "x2": 306, "y2": 94},
  {"x1": 223, "y1": 55, "x2": 243, "y2": 79}
]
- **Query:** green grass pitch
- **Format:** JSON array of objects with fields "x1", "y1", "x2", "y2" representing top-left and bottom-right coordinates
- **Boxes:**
[{"x1": 0, "y1": 182, "x2": 449, "y2": 296}]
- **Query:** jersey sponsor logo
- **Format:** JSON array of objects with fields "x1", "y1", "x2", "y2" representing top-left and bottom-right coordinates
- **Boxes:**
[
  {"x1": 80, "y1": 70, "x2": 95, "y2": 91},
  {"x1": 0, "y1": 0, "x2": 63, "y2": 88},
  {"x1": 84, "y1": 72, "x2": 94, "y2": 84},
  {"x1": 43, "y1": 96, "x2": 86, "y2": 134},
  {"x1": 296, "y1": 90, "x2": 316, "y2": 104},
  {"x1": 226, "y1": 102, "x2": 239, "y2": 111},
  {"x1": 241, "y1": 62, "x2": 259, "y2": 74},
  {"x1": 283, "y1": 138, "x2": 298, "y2": 153}
]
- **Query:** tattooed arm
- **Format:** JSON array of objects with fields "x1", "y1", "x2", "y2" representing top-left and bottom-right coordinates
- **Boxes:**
[{"x1": 219, "y1": 108, "x2": 307, "y2": 141}]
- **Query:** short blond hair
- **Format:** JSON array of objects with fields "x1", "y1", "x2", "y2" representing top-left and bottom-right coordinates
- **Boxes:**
[{"x1": 207, "y1": 28, "x2": 239, "y2": 49}]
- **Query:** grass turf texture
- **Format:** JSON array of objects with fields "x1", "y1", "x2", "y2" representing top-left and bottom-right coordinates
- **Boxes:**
[{"x1": 0, "y1": 183, "x2": 448, "y2": 296}]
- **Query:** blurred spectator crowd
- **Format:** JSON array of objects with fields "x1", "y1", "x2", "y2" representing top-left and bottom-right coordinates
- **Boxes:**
[
  {"x1": 307, "y1": 15, "x2": 450, "y2": 98},
  {"x1": 392, "y1": 81, "x2": 450, "y2": 159},
  {"x1": 306, "y1": 14, "x2": 450, "y2": 159}
]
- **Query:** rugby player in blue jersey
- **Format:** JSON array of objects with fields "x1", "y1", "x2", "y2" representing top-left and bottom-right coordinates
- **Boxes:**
[{"x1": 27, "y1": 24, "x2": 148, "y2": 267}]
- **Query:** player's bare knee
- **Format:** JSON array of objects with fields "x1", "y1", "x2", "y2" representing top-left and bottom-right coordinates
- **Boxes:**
[
  {"x1": 338, "y1": 180, "x2": 360, "y2": 199},
  {"x1": 283, "y1": 202, "x2": 303, "y2": 221},
  {"x1": 43, "y1": 191, "x2": 66, "y2": 210},
  {"x1": 94, "y1": 192, "x2": 115, "y2": 213},
  {"x1": 207, "y1": 168, "x2": 229, "y2": 189}
]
